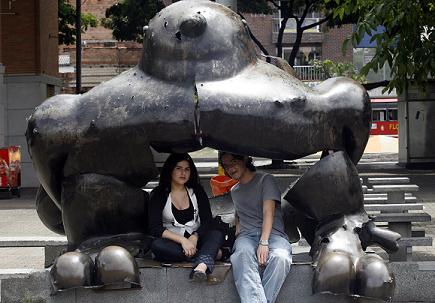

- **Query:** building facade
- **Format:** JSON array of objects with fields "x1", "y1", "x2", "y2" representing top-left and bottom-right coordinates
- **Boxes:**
[{"x1": 0, "y1": 0, "x2": 61, "y2": 187}]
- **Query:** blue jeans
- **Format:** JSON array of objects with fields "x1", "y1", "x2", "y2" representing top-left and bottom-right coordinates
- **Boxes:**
[
  {"x1": 230, "y1": 230, "x2": 292, "y2": 303},
  {"x1": 151, "y1": 229, "x2": 224, "y2": 273}
]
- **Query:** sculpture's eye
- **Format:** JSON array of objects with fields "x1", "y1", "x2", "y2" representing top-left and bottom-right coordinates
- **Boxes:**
[{"x1": 179, "y1": 13, "x2": 207, "y2": 38}]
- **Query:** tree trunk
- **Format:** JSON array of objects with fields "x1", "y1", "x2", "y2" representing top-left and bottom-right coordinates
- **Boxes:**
[
  {"x1": 288, "y1": 23, "x2": 303, "y2": 67},
  {"x1": 276, "y1": 17, "x2": 289, "y2": 58}
]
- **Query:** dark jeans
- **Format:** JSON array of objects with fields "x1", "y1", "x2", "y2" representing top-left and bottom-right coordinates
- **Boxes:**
[{"x1": 151, "y1": 229, "x2": 225, "y2": 272}]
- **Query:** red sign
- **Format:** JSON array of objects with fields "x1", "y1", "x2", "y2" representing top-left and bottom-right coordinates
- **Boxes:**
[
  {"x1": 370, "y1": 121, "x2": 398, "y2": 135},
  {"x1": 0, "y1": 146, "x2": 21, "y2": 188}
]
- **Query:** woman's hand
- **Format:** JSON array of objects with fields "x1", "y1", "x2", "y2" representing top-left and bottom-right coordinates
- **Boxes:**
[
  {"x1": 181, "y1": 238, "x2": 197, "y2": 257},
  {"x1": 188, "y1": 233, "x2": 198, "y2": 247},
  {"x1": 257, "y1": 244, "x2": 269, "y2": 266}
]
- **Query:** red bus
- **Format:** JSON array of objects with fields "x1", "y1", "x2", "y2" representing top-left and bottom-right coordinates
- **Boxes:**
[{"x1": 370, "y1": 98, "x2": 398, "y2": 136}]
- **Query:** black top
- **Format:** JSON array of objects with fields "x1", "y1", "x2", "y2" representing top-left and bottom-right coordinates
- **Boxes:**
[
  {"x1": 148, "y1": 184, "x2": 213, "y2": 238},
  {"x1": 171, "y1": 192, "x2": 194, "y2": 225}
]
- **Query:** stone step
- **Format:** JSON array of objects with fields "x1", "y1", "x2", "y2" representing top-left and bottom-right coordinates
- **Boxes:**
[
  {"x1": 367, "y1": 177, "x2": 410, "y2": 184},
  {"x1": 0, "y1": 236, "x2": 67, "y2": 247},
  {"x1": 364, "y1": 196, "x2": 418, "y2": 204},
  {"x1": 371, "y1": 184, "x2": 419, "y2": 193},
  {"x1": 398, "y1": 237, "x2": 433, "y2": 247},
  {"x1": 365, "y1": 203, "x2": 423, "y2": 212},
  {"x1": 372, "y1": 212, "x2": 431, "y2": 223}
]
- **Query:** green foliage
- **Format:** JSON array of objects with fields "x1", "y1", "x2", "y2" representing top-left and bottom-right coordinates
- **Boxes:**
[
  {"x1": 58, "y1": 0, "x2": 98, "y2": 45},
  {"x1": 101, "y1": 0, "x2": 165, "y2": 43},
  {"x1": 313, "y1": 59, "x2": 366, "y2": 83},
  {"x1": 21, "y1": 291, "x2": 45, "y2": 303},
  {"x1": 339, "y1": 0, "x2": 435, "y2": 93}
]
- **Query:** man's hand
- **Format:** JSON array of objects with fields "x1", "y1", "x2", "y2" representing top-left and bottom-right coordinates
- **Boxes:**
[
  {"x1": 235, "y1": 222, "x2": 241, "y2": 237},
  {"x1": 181, "y1": 238, "x2": 197, "y2": 257},
  {"x1": 257, "y1": 244, "x2": 269, "y2": 266}
]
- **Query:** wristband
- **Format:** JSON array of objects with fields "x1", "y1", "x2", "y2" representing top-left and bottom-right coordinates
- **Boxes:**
[{"x1": 259, "y1": 239, "x2": 269, "y2": 246}]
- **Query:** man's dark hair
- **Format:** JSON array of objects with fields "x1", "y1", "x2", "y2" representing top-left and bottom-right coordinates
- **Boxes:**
[
  {"x1": 159, "y1": 153, "x2": 200, "y2": 190},
  {"x1": 218, "y1": 151, "x2": 256, "y2": 172}
]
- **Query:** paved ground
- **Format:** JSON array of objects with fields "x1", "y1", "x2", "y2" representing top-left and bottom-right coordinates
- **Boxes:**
[{"x1": 0, "y1": 146, "x2": 434, "y2": 270}]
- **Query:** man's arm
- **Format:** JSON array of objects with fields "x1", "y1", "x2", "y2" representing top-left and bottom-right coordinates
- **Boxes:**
[{"x1": 257, "y1": 199, "x2": 275, "y2": 265}]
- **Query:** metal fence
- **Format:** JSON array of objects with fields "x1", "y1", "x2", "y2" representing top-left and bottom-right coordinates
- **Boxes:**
[{"x1": 293, "y1": 65, "x2": 326, "y2": 81}]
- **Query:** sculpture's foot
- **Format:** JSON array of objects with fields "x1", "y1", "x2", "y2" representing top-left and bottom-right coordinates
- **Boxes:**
[
  {"x1": 312, "y1": 223, "x2": 395, "y2": 302},
  {"x1": 50, "y1": 251, "x2": 94, "y2": 290},
  {"x1": 94, "y1": 245, "x2": 141, "y2": 289},
  {"x1": 355, "y1": 254, "x2": 395, "y2": 300},
  {"x1": 51, "y1": 245, "x2": 141, "y2": 291}
]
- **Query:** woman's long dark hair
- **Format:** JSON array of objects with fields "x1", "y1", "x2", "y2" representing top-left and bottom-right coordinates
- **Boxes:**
[{"x1": 158, "y1": 153, "x2": 200, "y2": 191}]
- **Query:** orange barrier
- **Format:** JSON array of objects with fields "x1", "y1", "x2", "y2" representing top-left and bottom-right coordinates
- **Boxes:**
[{"x1": 210, "y1": 175, "x2": 238, "y2": 197}]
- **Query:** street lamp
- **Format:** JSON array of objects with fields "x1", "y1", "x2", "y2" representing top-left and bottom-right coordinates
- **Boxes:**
[{"x1": 76, "y1": 0, "x2": 81, "y2": 94}]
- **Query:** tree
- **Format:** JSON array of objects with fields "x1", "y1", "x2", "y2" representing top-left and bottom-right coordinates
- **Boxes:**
[
  {"x1": 58, "y1": 0, "x2": 98, "y2": 45},
  {"x1": 336, "y1": 0, "x2": 435, "y2": 94},
  {"x1": 101, "y1": 0, "x2": 165, "y2": 43},
  {"x1": 313, "y1": 59, "x2": 366, "y2": 82},
  {"x1": 238, "y1": 0, "x2": 359, "y2": 67}
]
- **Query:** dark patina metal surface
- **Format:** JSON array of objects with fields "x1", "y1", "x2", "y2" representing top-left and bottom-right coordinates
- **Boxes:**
[
  {"x1": 50, "y1": 252, "x2": 94, "y2": 290},
  {"x1": 284, "y1": 152, "x2": 398, "y2": 301},
  {"x1": 27, "y1": 0, "x2": 397, "y2": 300}
]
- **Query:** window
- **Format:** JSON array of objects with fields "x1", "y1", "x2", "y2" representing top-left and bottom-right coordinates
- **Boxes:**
[
  {"x1": 353, "y1": 48, "x2": 392, "y2": 82},
  {"x1": 272, "y1": 2, "x2": 322, "y2": 33},
  {"x1": 282, "y1": 46, "x2": 321, "y2": 65},
  {"x1": 388, "y1": 109, "x2": 398, "y2": 121},
  {"x1": 47, "y1": 84, "x2": 55, "y2": 98},
  {"x1": 372, "y1": 110, "x2": 386, "y2": 122}
]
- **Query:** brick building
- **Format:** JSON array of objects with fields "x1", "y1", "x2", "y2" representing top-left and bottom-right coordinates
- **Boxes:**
[
  {"x1": 0, "y1": 0, "x2": 61, "y2": 186},
  {"x1": 60, "y1": 0, "x2": 142, "y2": 93}
]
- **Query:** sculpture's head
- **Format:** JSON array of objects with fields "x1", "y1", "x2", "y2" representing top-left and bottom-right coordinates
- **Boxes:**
[{"x1": 139, "y1": 0, "x2": 257, "y2": 82}]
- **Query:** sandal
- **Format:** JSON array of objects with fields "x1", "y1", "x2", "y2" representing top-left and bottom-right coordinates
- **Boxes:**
[{"x1": 189, "y1": 269, "x2": 207, "y2": 282}]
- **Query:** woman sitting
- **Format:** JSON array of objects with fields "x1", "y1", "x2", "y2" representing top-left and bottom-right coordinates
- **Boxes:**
[{"x1": 148, "y1": 153, "x2": 225, "y2": 280}]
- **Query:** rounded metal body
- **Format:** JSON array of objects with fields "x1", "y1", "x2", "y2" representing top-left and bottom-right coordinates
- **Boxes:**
[
  {"x1": 95, "y1": 246, "x2": 140, "y2": 286},
  {"x1": 23, "y1": 1, "x2": 395, "y2": 299},
  {"x1": 50, "y1": 252, "x2": 94, "y2": 289}
]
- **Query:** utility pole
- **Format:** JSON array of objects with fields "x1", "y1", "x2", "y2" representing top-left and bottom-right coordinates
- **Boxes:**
[{"x1": 75, "y1": 0, "x2": 81, "y2": 94}]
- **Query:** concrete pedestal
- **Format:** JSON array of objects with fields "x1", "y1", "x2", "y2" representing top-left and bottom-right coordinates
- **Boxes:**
[{"x1": 2, "y1": 262, "x2": 435, "y2": 303}]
